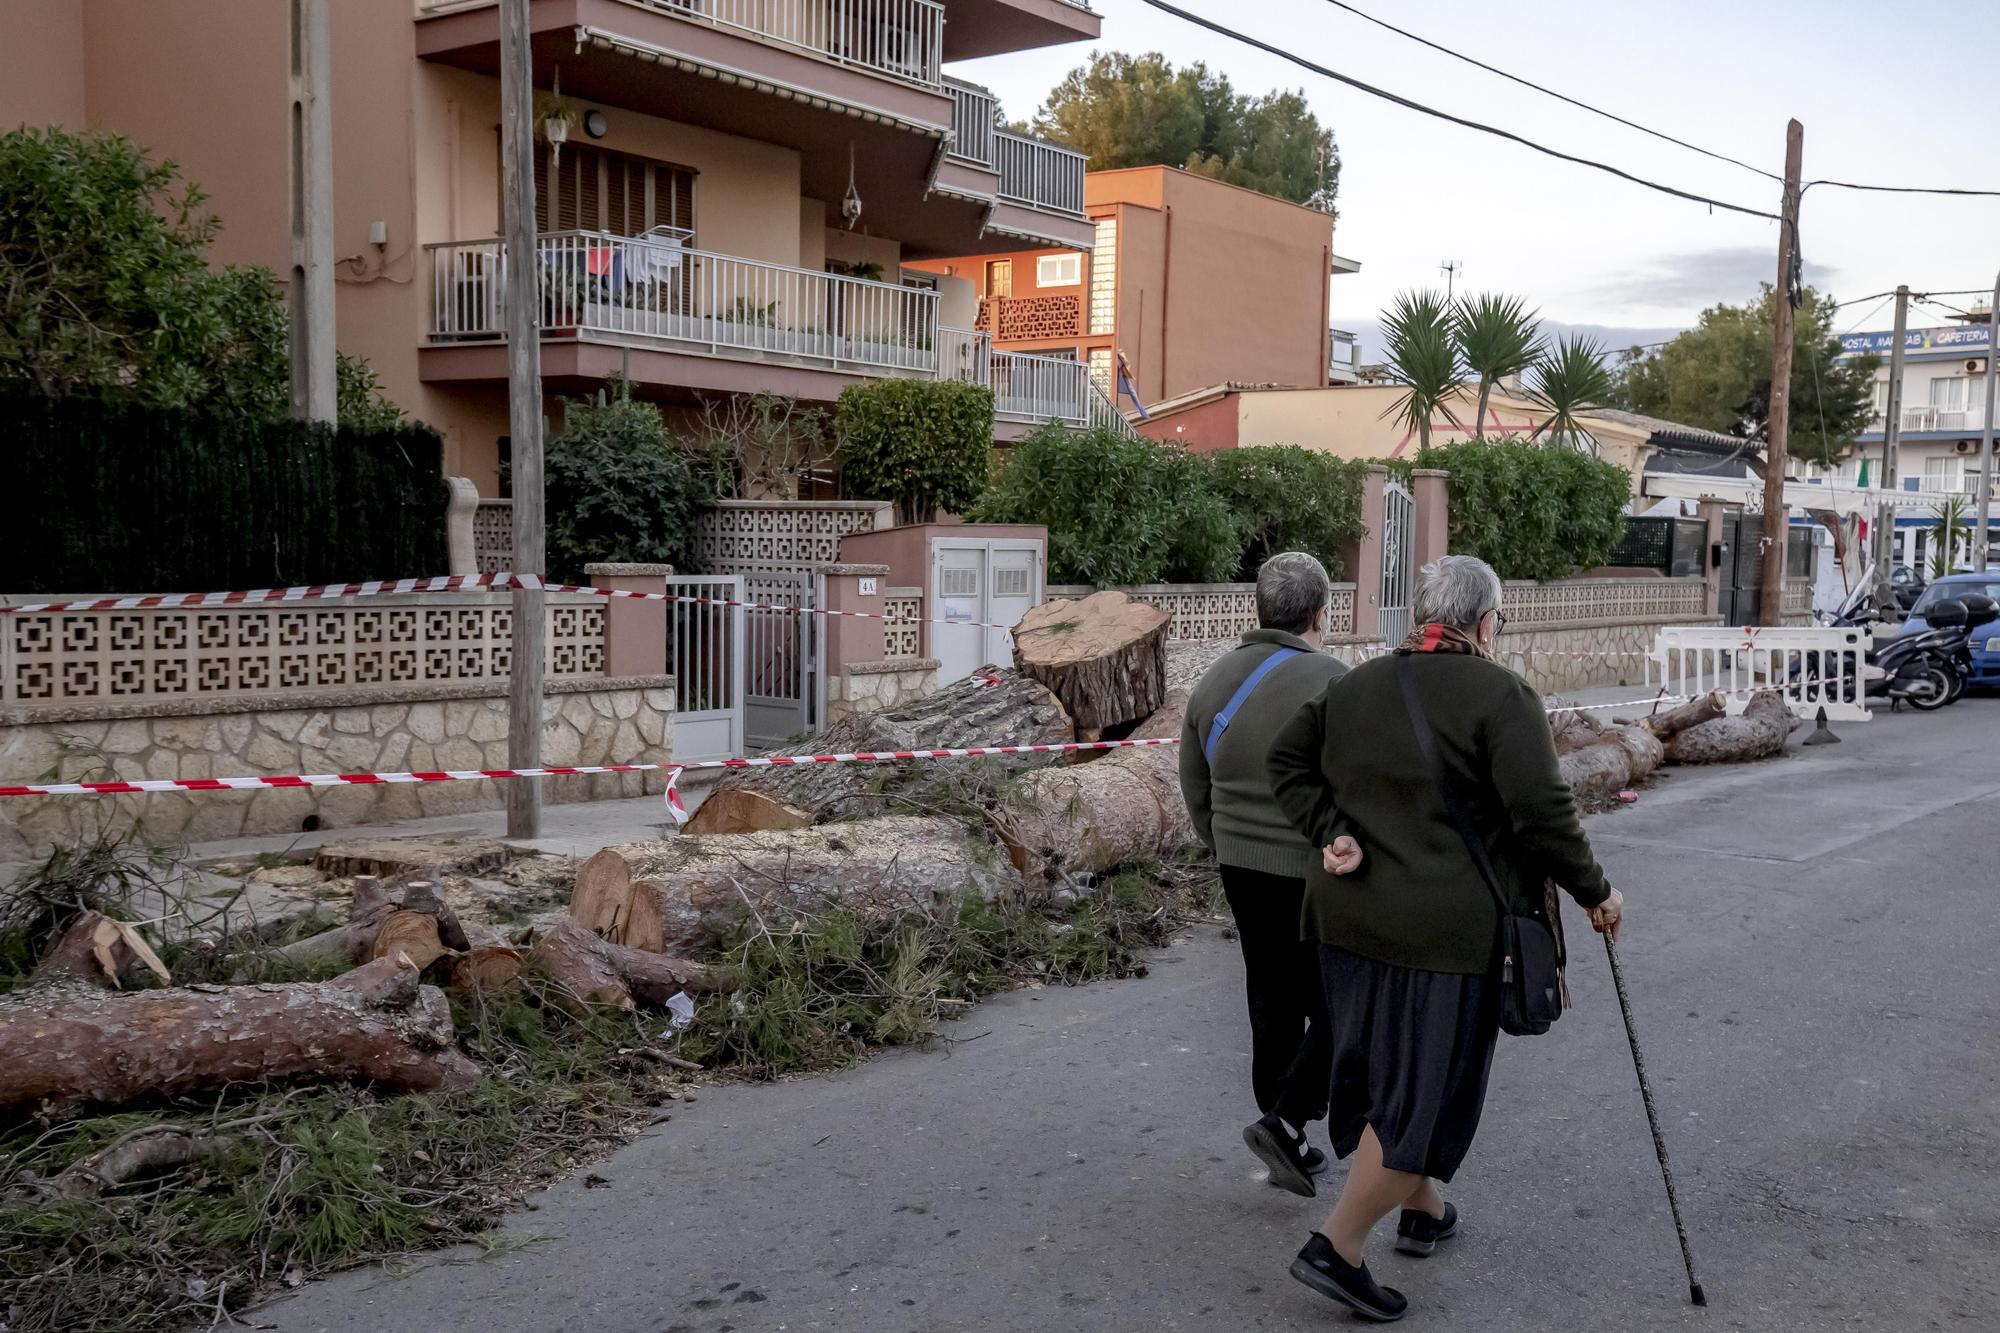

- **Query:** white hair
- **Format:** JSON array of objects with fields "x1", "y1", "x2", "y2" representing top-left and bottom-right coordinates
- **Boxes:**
[
  {"x1": 1255, "y1": 552, "x2": 1332, "y2": 635},
  {"x1": 1412, "y1": 555, "x2": 1503, "y2": 633}
]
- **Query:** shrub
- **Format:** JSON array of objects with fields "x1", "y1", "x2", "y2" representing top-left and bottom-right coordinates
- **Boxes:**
[
  {"x1": 833, "y1": 378, "x2": 993, "y2": 524},
  {"x1": 1201, "y1": 445, "x2": 1366, "y2": 579},
  {"x1": 544, "y1": 383, "x2": 704, "y2": 581},
  {"x1": 1413, "y1": 438, "x2": 1631, "y2": 581}
]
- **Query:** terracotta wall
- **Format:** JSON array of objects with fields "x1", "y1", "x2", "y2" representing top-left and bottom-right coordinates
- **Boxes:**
[
  {"x1": 0, "y1": 4, "x2": 86, "y2": 129},
  {"x1": 1135, "y1": 392, "x2": 1239, "y2": 452}
]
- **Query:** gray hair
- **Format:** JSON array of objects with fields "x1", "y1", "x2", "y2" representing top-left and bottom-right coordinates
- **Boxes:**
[
  {"x1": 1412, "y1": 555, "x2": 1503, "y2": 633},
  {"x1": 1255, "y1": 552, "x2": 1332, "y2": 635}
]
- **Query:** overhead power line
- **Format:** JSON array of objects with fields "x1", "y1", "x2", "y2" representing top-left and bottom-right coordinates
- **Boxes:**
[
  {"x1": 1135, "y1": 0, "x2": 1780, "y2": 222},
  {"x1": 1312, "y1": 0, "x2": 1782, "y2": 182},
  {"x1": 1803, "y1": 179, "x2": 2000, "y2": 201}
]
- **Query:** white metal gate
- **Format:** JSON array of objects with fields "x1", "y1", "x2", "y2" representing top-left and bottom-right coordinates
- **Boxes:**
[
  {"x1": 744, "y1": 570, "x2": 823, "y2": 747},
  {"x1": 1379, "y1": 479, "x2": 1415, "y2": 645},
  {"x1": 1645, "y1": 626, "x2": 1870, "y2": 722},
  {"x1": 666, "y1": 574, "x2": 746, "y2": 762}
]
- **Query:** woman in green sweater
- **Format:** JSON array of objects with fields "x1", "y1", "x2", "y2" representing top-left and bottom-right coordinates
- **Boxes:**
[{"x1": 1266, "y1": 554, "x2": 1625, "y2": 1323}]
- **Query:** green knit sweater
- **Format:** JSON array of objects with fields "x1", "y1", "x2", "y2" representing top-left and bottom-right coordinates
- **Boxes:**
[
  {"x1": 1268, "y1": 651, "x2": 1612, "y2": 975},
  {"x1": 1178, "y1": 630, "x2": 1349, "y2": 877}
]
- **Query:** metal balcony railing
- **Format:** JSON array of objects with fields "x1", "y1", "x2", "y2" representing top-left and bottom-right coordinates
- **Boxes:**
[
  {"x1": 1330, "y1": 327, "x2": 1360, "y2": 383},
  {"x1": 945, "y1": 78, "x2": 997, "y2": 167},
  {"x1": 429, "y1": 230, "x2": 941, "y2": 375},
  {"x1": 940, "y1": 329, "x2": 1136, "y2": 438},
  {"x1": 994, "y1": 129, "x2": 1086, "y2": 215}
]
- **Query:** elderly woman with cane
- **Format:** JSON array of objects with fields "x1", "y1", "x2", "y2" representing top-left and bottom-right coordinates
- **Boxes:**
[{"x1": 1266, "y1": 554, "x2": 1625, "y2": 1322}]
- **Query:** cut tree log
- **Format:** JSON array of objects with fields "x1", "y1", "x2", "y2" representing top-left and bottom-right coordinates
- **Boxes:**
[
  {"x1": 1664, "y1": 690, "x2": 1798, "y2": 765},
  {"x1": 989, "y1": 691, "x2": 1193, "y2": 880},
  {"x1": 1637, "y1": 689, "x2": 1730, "y2": 740},
  {"x1": 682, "y1": 669, "x2": 1072, "y2": 836},
  {"x1": 0, "y1": 954, "x2": 478, "y2": 1115},
  {"x1": 524, "y1": 919, "x2": 729, "y2": 1013},
  {"x1": 371, "y1": 911, "x2": 448, "y2": 971},
  {"x1": 1012, "y1": 591, "x2": 1170, "y2": 738},
  {"x1": 568, "y1": 849, "x2": 635, "y2": 937},
  {"x1": 250, "y1": 877, "x2": 467, "y2": 975},
  {"x1": 311, "y1": 836, "x2": 508, "y2": 880},
  {"x1": 613, "y1": 815, "x2": 1024, "y2": 945},
  {"x1": 30, "y1": 911, "x2": 171, "y2": 990},
  {"x1": 450, "y1": 946, "x2": 525, "y2": 998},
  {"x1": 1557, "y1": 724, "x2": 1666, "y2": 803}
]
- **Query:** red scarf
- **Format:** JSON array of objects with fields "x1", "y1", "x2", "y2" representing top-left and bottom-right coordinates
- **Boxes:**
[{"x1": 1395, "y1": 622, "x2": 1489, "y2": 659}]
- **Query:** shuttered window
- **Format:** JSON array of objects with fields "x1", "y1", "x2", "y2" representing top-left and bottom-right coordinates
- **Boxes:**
[{"x1": 530, "y1": 143, "x2": 696, "y2": 238}]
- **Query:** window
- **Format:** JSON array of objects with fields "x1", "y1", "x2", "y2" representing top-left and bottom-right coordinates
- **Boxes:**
[
  {"x1": 900, "y1": 271, "x2": 939, "y2": 291},
  {"x1": 1036, "y1": 253, "x2": 1081, "y2": 287},
  {"x1": 1088, "y1": 217, "x2": 1117, "y2": 334},
  {"x1": 1929, "y1": 376, "x2": 1967, "y2": 411},
  {"x1": 532, "y1": 143, "x2": 695, "y2": 238},
  {"x1": 986, "y1": 259, "x2": 1012, "y2": 299}
]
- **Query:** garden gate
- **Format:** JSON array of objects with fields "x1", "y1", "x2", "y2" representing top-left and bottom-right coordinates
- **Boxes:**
[
  {"x1": 743, "y1": 569, "x2": 824, "y2": 747},
  {"x1": 665, "y1": 574, "x2": 745, "y2": 763},
  {"x1": 1379, "y1": 478, "x2": 1415, "y2": 645}
]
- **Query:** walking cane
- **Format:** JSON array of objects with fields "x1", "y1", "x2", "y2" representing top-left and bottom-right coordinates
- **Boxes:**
[{"x1": 1603, "y1": 933, "x2": 1708, "y2": 1306}]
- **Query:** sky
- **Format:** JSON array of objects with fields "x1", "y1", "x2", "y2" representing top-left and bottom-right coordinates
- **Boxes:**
[{"x1": 954, "y1": 0, "x2": 2000, "y2": 360}]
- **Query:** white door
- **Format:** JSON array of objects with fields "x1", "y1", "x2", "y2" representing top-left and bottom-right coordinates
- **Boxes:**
[{"x1": 930, "y1": 539, "x2": 1046, "y2": 684}]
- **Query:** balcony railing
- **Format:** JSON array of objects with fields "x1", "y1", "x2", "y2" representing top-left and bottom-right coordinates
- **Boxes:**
[
  {"x1": 976, "y1": 293, "x2": 1083, "y2": 341},
  {"x1": 994, "y1": 129, "x2": 1086, "y2": 215},
  {"x1": 420, "y1": 0, "x2": 945, "y2": 88},
  {"x1": 945, "y1": 78, "x2": 996, "y2": 167},
  {"x1": 940, "y1": 329, "x2": 1135, "y2": 439},
  {"x1": 1330, "y1": 327, "x2": 1360, "y2": 383},
  {"x1": 429, "y1": 230, "x2": 940, "y2": 375}
]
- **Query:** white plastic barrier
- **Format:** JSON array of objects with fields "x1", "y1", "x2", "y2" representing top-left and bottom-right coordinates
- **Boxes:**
[{"x1": 1645, "y1": 626, "x2": 1870, "y2": 722}]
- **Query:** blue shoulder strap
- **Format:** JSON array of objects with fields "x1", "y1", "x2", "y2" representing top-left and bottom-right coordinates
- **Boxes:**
[{"x1": 1203, "y1": 647, "x2": 1304, "y2": 764}]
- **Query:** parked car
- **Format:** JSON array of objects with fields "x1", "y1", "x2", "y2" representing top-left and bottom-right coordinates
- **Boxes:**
[
  {"x1": 1890, "y1": 564, "x2": 1925, "y2": 614},
  {"x1": 1902, "y1": 574, "x2": 2000, "y2": 688}
]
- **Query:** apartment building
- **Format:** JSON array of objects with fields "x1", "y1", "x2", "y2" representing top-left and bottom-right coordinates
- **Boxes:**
[
  {"x1": 0, "y1": 0, "x2": 1114, "y2": 495},
  {"x1": 1835, "y1": 315, "x2": 1996, "y2": 498},
  {"x1": 906, "y1": 164, "x2": 1360, "y2": 412}
]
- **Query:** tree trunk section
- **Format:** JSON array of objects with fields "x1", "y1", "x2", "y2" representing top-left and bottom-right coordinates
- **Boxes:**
[
  {"x1": 450, "y1": 946, "x2": 525, "y2": 998},
  {"x1": 0, "y1": 956, "x2": 477, "y2": 1115},
  {"x1": 31, "y1": 912, "x2": 171, "y2": 990},
  {"x1": 1638, "y1": 690, "x2": 1730, "y2": 740},
  {"x1": 681, "y1": 670, "x2": 1072, "y2": 835},
  {"x1": 524, "y1": 919, "x2": 727, "y2": 1013},
  {"x1": 247, "y1": 877, "x2": 466, "y2": 976},
  {"x1": 371, "y1": 911, "x2": 448, "y2": 972},
  {"x1": 1012, "y1": 591, "x2": 1169, "y2": 738},
  {"x1": 1665, "y1": 691, "x2": 1797, "y2": 765},
  {"x1": 612, "y1": 816, "x2": 1023, "y2": 946},
  {"x1": 567, "y1": 849, "x2": 635, "y2": 937}
]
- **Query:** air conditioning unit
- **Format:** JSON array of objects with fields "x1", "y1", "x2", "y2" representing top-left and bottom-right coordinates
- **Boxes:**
[
  {"x1": 1954, "y1": 439, "x2": 1979, "y2": 455},
  {"x1": 1966, "y1": 359, "x2": 1987, "y2": 374}
]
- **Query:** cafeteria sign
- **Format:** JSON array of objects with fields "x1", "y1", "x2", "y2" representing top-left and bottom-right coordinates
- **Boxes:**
[{"x1": 1840, "y1": 325, "x2": 1993, "y2": 355}]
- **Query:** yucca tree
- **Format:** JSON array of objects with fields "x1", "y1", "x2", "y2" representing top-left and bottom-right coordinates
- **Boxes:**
[
  {"x1": 1929, "y1": 492, "x2": 1970, "y2": 579},
  {"x1": 1527, "y1": 333, "x2": 1615, "y2": 451},
  {"x1": 1453, "y1": 292, "x2": 1542, "y2": 437},
  {"x1": 1381, "y1": 289, "x2": 1461, "y2": 451}
]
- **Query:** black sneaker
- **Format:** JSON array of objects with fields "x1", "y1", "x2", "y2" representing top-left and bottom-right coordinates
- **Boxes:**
[
  {"x1": 1289, "y1": 1233, "x2": 1409, "y2": 1322},
  {"x1": 1303, "y1": 1145, "x2": 1330, "y2": 1177},
  {"x1": 1242, "y1": 1112, "x2": 1316, "y2": 1197},
  {"x1": 1394, "y1": 1201, "x2": 1459, "y2": 1257}
]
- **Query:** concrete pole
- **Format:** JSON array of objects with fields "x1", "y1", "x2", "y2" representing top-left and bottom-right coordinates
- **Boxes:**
[
  {"x1": 1758, "y1": 119, "x2": 1803, "y2": 627},
  {"x1": 287, "y1": 0, "x2": 336, "y2": 423},
  {"x1": 501, "y1": 0, "x2": 544, "y2": 838},
  {"x1": 1975, "y1": 273, "x2": 1998, "y2": 572},
  {"x1": 1877, "y1": 286, "x2": 1910, "y2": 597}
]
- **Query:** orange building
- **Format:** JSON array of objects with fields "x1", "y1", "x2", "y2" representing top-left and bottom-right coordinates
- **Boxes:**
[
  {"x1": 907, "y1": 164, "x2": 1361, "y2": 413},
  {"x1": 0, "y1": 0, "x2": 1120, "y2": 495}
]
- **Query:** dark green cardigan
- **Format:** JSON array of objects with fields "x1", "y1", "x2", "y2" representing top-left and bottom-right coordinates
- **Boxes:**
[{"x1": 1267, "y1": 652, "x2": 1612, "y2": 975}]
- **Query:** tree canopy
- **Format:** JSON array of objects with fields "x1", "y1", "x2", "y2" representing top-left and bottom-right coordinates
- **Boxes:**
[
  {"x1": 1030, "y1": 53, "x2": 1338, "y2": 210},
  {"x1": 1611, "y1": 286, "x2": 1879, "y2": 467},
  {"x1": 0, "y1": 126, "x2": 401, "y2": 427}
]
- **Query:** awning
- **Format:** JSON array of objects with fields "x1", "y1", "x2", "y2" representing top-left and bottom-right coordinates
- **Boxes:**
[{"x1": 1641, "y1": 472, "x2": 1951, "y2": 516}]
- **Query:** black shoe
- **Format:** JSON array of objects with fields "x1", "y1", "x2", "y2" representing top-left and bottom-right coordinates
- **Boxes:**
[
  {"x1": 1243, "y1": 1112, "x2": 1316, "y2": 1198},
  {"x1": 1394, "y1": 1201, "x2": 1459, "y2": 1257},
  {"x1": 1303, "y1": 1145, "x2": 1330, "y2": 1176},
  {"x1": 1289, "y1": 1233, "x2": 1409, "y2": 1322}
]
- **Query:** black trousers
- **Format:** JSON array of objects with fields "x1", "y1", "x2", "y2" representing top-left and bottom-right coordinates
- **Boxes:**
[{"x1": 1220, "y1": 864, "x2": 1332, "y2": 1127}]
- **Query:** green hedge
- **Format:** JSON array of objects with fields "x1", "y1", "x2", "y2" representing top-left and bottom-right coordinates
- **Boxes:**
[
  {"x1": 834, "y1": 378, "x2": 993, "y2": 525},
  {"x1": 1407, "y1": 438, "x2": 1631, "y2": 581},
  {"x1": 1, "y1": 393, "x2": 446, "y2": 594}
]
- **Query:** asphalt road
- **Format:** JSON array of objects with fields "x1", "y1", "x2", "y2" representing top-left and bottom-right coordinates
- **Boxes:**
[{"x1": 261, "y1": 703, "x2": 2000, "y2": 1333}]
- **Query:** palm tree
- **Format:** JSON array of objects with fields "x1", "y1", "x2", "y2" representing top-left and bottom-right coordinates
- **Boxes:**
[
  {"x1": 1381, "y1": 289, "x2": 1460, "y2": 451},
  {"x1": 1453, "y1": 293, "x2": 1542, "y2": 437},
  {"x1": 1929, "y1": 492, "x2": 1970, "y2": 579},
  {"x1": 1527, "y1": 333, "x2": 1615, "y2": 451}
]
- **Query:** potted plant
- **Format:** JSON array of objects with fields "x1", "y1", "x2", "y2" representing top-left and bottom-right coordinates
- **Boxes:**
[
  {"x1": 846, "y1": 260, "x2": 886, "y2": 283},
  {"x1": 536, "y1": 88, "x2": 580, "y2": 166}
]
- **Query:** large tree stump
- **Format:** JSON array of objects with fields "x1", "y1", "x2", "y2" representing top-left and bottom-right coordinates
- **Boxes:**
[
  {"x1": 990, "y1": 692, "x2": 1192, "y2": 880},
  {"x1": 1665, "y1": 691, "x2": 1798, "y2": 765},
  {"x1": 683, "y1": 669, "x2": 1072, "y2": 835},
  {"x1": 613, "y1": 816, "x2": 1023, "y2": 946},
  {"x1": 1012, "y1": 591, "x2": 1170, "y2": 738},
  {"x1": 0, "y1": 955, "x2": 478, "y2": 1115}
]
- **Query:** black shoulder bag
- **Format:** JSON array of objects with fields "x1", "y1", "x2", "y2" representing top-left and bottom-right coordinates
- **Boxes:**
[{"x1": 1395, "y1": 655, "x2": 1568, "y2": 1037}]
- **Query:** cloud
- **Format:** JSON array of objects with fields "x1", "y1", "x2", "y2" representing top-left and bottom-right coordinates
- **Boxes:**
[{"x1": 1591, "y1": 246, "x2": 1840, "y2": 312}]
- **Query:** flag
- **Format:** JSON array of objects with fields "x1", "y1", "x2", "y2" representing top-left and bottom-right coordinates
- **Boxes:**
[
  {"x1": 1116, "y1": 351, "x2": 1150, "y2": 420},
  {"x1": 1857, "y1": 458, "x2": 1871, "y2": 488}
]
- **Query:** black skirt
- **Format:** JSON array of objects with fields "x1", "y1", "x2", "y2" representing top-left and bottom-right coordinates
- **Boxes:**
[{"x1": 1318, "y1": 943, "x2": 1499, "y2": 1183}]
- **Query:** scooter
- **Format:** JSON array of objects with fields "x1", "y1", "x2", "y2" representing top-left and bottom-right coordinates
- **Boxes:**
[
  {"x1": 1932, "y1": 593, "x2": 1997, "y2": 705},
  {"x1": 1794, "y1": 592, "x2": 1959, "y2": 710}
]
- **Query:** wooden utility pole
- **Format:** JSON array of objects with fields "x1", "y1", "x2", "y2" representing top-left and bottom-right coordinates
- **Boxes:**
[
  {"x1": 1757, "y1": 119, "x2": 1804, "y2": 627},
  {"x1": 501, "y1": 0, "x2": 544, "y2": 838},
  {"x1": 287, "y1": 0, "x2": 336, "y2": 423},
  {"x1": 1876, "y1": 286, "x2": 1910, "y2": 597}
]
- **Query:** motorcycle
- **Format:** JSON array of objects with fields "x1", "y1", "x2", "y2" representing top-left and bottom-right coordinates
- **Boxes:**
[
  {"x1": 1795, "y1": 587, "x2": 1961, "y2": 711},
  {"x1": 1934, "y1": 593, "x2": 1998, "y2": 705}
]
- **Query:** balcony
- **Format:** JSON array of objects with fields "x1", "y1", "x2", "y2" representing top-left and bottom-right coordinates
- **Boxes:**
[
  {"x1": 427, "y1": 230, "x2": 940, "y2": 390},
  {"x1": 1329, "y1": 327, "x2": 1360, "y2": 384},
  {"x1": 976, "y1": 293, "x2": 1083, "y2": 341},
  {"x1": 994, "y1": 129, "x2": 1085, "y2": 215},
  {"x1": 941, "y1": 328, "x2": 1137, "y2": 438}
]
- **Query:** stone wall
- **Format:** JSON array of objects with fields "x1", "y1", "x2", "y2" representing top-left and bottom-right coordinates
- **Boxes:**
[
  {"x1": 826, "y1": 659, "x2": 941, "y2": 724},
  {"x1": 0, "y1": 678, "x2": 674, "y2": 860}
]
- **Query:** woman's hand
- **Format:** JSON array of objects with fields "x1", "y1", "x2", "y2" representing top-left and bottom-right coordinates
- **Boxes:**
[
  {"x1": 1322, "y1": 836, "x2": 1363, "y2": 877},
  {"x1": 1587, "y1": 886, "x2": 1625, "y2": 941}
]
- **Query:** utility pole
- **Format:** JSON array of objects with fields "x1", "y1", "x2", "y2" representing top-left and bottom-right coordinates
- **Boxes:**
[
  {"x1": 287, "y1": 0, "x2": 336, "y2": 423},
  {"x1": 1757, "y1": 119, "x2": 1803, "y2": 627},
  {"x1": 1441, "y1": 260, "x2": 1461, "y2": 301},
  {"x1": 501, "y1": 0, "x2": 544, "y2": 838},
  {"x1": 1976, "y1": 272, "x2": 1999, "y2": 572},
  {"x1": 1876, "y1": 286, "x2": 1910, "y2": 597}
]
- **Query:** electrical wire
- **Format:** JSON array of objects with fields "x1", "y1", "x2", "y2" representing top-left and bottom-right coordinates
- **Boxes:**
[
  {"x1": 1804, "y1": 179, "x2": 2000, "y2": 201},
  {"x1": 1133, "y1": 0, "x2": 1781, "y2": 223},
  {"x1": 1311, "y1": 0, "x2": 1781, "y2": 182}
]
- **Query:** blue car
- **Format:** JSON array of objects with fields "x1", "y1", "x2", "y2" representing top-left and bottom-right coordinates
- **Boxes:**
[{"x1": 1902, "y1": 573, "x2": 2000, "y2": 687}]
